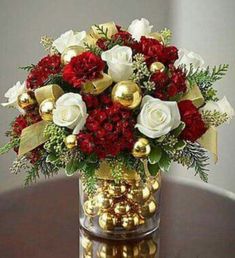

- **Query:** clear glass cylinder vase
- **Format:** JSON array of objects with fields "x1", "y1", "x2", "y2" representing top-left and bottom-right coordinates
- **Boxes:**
[{"x1": 79, "y1": 163, "x2": 161, "y2": 240}]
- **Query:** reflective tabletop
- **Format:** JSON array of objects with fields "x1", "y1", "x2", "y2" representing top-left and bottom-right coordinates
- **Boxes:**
[{"x1": 0, "y1": 176, "x2": 234, "y2": 258}]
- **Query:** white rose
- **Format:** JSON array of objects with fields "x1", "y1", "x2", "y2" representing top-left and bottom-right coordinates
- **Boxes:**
[
  {"x1": 200, "y1": 96, "x2": 234, "y2": 123},
  {"x1": 174, "y1": 48, "x2": 205, "y2": 72},
  {"x1": 1, "y1": 81, "x2": 26, "y2": 114},
  {"x1": 127, "y1": 18, "x2": 153, "y2": 41},
  {"x1": 52, "y1": 30, "x2": 86, "y2": 53},
  {"x1": 136, "y1": 95, "x2": 181, "y2": 138},
  {"x1": 101, "y1": 45, "x2": 133, "y2": 82},
  {"x1": 53, "y1": 93, "x2": 88, "y2": 134}
]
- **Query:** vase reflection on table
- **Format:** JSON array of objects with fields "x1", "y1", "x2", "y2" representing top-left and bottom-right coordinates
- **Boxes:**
[{"x1": 79, "y1": 227, "x2": 160, "y2": 257}]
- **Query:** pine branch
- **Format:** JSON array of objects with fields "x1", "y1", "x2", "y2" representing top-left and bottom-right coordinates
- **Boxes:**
[
  {"x1": 24, "y1": 164, "x2": 40, "y2": 186},
  {"x1": 201, "y1": 110, "x2": 229, "y2": 127},
  {"x1": 160, "y1": 28, "x2": 172, "y2": 45},
  {"x1": 0, "y1": 138, "x2": 20, "y2": 155},
  {"x1": 83, "y1": 42, "x2": 102, "y2": 56},
  {"x1": 18, "y1": 64, "x2": 35, "y2": 72},
  {"x1": 93, "y1": 24, "x2": 109, "y2": 39}
]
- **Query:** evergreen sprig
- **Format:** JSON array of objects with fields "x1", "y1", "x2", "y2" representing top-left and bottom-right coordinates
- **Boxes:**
[
  {"x1": 160, "y1": 28, "x2": 172, "y2": 45},
  {"x1": 201, "y1": 110, "x2": 229, "y2": 127},
  {"x1": 24, "y1": 164, "x2": 40, "y2": 186},
  {"x1": 0, "y1": 138, "x2": 20, "y2": 155},
  {"x1": 18, "y1": 64, "x2": 35, "y2": 72},
  {"x1": 83, "y1": 42, "x2": 102, "y2": 56},
  {"x1": 93, "y1": 24, "x2": 109, "y2": 39}
]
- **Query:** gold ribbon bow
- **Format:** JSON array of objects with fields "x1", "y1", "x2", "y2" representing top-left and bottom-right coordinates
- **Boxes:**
[
  {"x1": 181, "y1": 84, "x2": 205, "y2": 108},
  {"x1": 18, "y1": 84, "x2": 64, "y2": 156}
]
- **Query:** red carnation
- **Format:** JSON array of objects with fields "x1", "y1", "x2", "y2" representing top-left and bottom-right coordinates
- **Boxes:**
[
  {"x1": 12, "y1": 116, "x2": 28, "y2": 136},
  {"x1": 138, "y1": 36, "x2": 178, "y2": 66},
  {"x1": 63, "y1": 51, "x2": 105, "y2": 89},
  {"x1": 26, "y1": 54, "x2": 62, "y2": 89},
  {"x1": 178, "y1": 100, "x2": 207, "y2": 142}
]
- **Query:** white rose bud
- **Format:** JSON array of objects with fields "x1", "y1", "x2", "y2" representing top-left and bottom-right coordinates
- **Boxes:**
[
  {"x1": 1, "y1": 81, "x2": 27, "y2": 114},
  {"x1": 53, "y1": 93, "x2": 88, "y2": 134},
  {"x1": 101, "y1": 45, "x2": 133, "y2": 82},
  {"x1": 201, "y1": 96, "x2": 234, "y2": 123},
  {"x1": 52, "y1": 30, "x2": 87, "y2": 53},
  {"x1": 174, "y1": 48, "x2": 205, "y2": 72},
  {"x1": 128, "y1": 18, "x2": 153, "y2": 41},
  {"x1": 136, "y1": 95, "x2": 181, "y2": 138}
]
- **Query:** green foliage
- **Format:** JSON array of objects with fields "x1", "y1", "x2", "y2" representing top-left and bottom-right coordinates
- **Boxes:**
[
  {"x1": 10, "y1": 156, "x2": 29, "y2": 174},
  {"x1": 93, "y1": 24, "x2": 110, "y2": 39},
  {"x1": 18, "y1": 64, "x2": 35, "y2": 71},
  {"x1": 24, "y1": 164, "x2": 40, "y2": 186},
  {"x1": 201, "y1": 110, "x2": 229, "y2": 127},
  {"x1": 160, "y1": 28, "x2": 172, "y2": 45},
  {"x1": 158, "y1": 151, "x2": 172, "y2": 172},
  {"x1": 186, "y1": 64, "x2": 229, "y2": 101},
  {"x1": 0, "y1": 138, "x2": 20, "y2": 155},
  {"x1": 84, "y1": 42, "x2": 102, "y2": 56},
  {"x1": 148, "y1": 162, "x2": 160, "y2": 176},
  {"x1": 65, "y1": 159, "x2": 85, "y2": 176},
  {"x1": 148, "y1": 146, "x2": 162, "y2": 164}
]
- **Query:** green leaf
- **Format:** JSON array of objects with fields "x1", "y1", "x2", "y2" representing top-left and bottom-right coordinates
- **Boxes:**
[
  {"x1": 175, "y1": 140, "x2": 186, "y2": 150},
  {"x1": 148, "y1": 146, "x2": 162, "y2": 164},
  {"x1": 148, "y1": 162, "x2": 160, "y2": 176},
  {"x1": 158, "y1": 151, "x2": 172, "y2": 172},
  {"x1": 65, "y1": 160, "x2": 85, "y2": 176},
  {"x1": 86, "y1": 153, "x2": 98, "y2": 163},
  {"x1": 46, "y1": 153, "x2": 59, "y2": 163},
  {"x1": 171, "y1": 123, "x2": 185, "y2": 137}
]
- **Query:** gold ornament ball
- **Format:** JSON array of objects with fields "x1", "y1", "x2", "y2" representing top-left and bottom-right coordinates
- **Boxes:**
[
  {"x1": 150, "y1": 62, "x2": 165, "y2": 73},
  {"x1": 149, "y1": 177, "x2": 160, "y2": 192},
  {"x1": 107, "y1": 183, "x2": 126, "y2": 198},
  {"x1": 39, "y1": 98, "x2": 55, "y2": 121},
  {"x1": 114, "y1": 201, "x2": 131, "y2": 215},
  {"x1": 17, "y1": 91, "x2": 37, "y2": 111},
  {"x1": 81, "y1": 236, "x2": 92, "y2": 253},
  {"x1": 127, "y1": 184, "x2": 151, "y2": 204},
  {"x1": 96, "y1": 192, "x2": 113, "y2": 211},
  {"x1": 132, "y1": 138, "x2": 151, "y2": 158},
  {"x1": 64, "y1": 134, "x2": 77, "y2": 149},
  {"x1": 121, "y1": 213, "x2": 140, "y2": 230},
  {"x1": 99, "y1": 212, "x2": 117, "y2": 230},
  {"x1": 122, "y1": 244, "x2": 140, "y2": 258},
  {"x1": 140, "y1": 198, "x2": 157, "y2": 218},
  {"x1": 111, "y1": 81, "x2": 142, "y2": 109},
  {"x1": 97, "y1": 244, "x2": 118, "y2": 258},
  {"x1": 83, "y1": 199, "x2": 99, "y2": 217},
  {"x1": 61, "y1": 45, "x2": 84, "y2": 65}
]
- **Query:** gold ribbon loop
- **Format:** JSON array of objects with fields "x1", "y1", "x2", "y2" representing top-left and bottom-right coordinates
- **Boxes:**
[
  {"x1": 181, "y1": 84, "x2": 205, "y2": 108},
  {"x1": 35, "y1": 84, "x2": 64, "y2": 104},
  {"x1": 83, "y1": 73, "x2": 113, "y2": 95},
  {"x1": 198, "y1": 126, "x2": 218, "y2": 163},
  {"x1": 18, "y1": 121, "x2": 49, "y2": 156}
]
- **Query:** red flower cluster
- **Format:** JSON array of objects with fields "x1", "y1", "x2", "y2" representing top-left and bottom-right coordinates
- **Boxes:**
[
  {"x1": 137, "y1": 36, "x2": 178, "y2": 66},
  {"x1": 151, "y1": 66, "x2": 187, "y2": 100},
  {"x1": 63, "y1": 51, "x2": 105, "y2": 89},
  {"x1": 178, "y1": 100, "x2": 207, "y2": 142},
  {"x1": 77, "y1": 94, "x2": 135, "y2": 159},
  {"x1": 26, "y1": 55, "x2": 62, "y2": 89},
  {"x1": 12, "y1": 111, "x2": 41, "y2": 136}
]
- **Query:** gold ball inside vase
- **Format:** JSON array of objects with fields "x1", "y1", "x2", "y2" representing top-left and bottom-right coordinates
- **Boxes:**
[
  {"x1": 99, "y1": 212, "x2": 117, "y2": 231},
  {"x1": 111, "y1": 81, "x2": 142, "y2": 109}
]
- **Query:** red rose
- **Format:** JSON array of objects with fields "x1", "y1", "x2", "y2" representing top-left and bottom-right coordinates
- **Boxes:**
[
  {"x1": 26, "y1": 54, "x2": 62, "y2": 89},
  {"x1": 178, "y1": 100, "x2": 207, "y2": 142},
  {"x1": 63, "y1": 51, "x2": 105, "y2": 89}
]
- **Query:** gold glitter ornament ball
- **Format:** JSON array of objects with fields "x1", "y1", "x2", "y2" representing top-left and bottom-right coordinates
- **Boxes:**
[
  {"x1": 139, "y1": 239, "x2": 158, "y2": 257},
  {"x1": 132, "y1": 138, "x2": 151, "y2": 158},
  {"x1": 61, "y1": 45, "x2": 84, "y2": 65},
  {"x1": 122, "y1": 244, "x2": 140, "y2": 258},
  {"x1": 121, "y1": 213, "x2": 140, "y2": 230},
  {"x1": 150, "y1": 62, "x2": 165, "y2": 73},
  {"x1": 99, "y1": 212, "x2": 117, "y2": 230},
  {"x1": 39, "y1": 98, "x2": 55, "y2": 121},
  {"x1": 107, "y1": 183, "x2": 126, "y2": 198},
  {"x1": 114, "y1": 201, "x2": 131, "y2": 215},
  {"x1": 140, "y1": 198, "x2": 157, "y2": 218},
  {"x1": 111, "y1": 81, "x2": 142, "y2": 109},
  {"x1": 96, "y1": 192, "x2": 113, "y2": 211},
  {"x1": 83, "y1": 199, "x2": 99, "y2": 217},
  {"x1": 17, "y1": 91, "x2": 37, "y2": 111},
  {"x1": 64, "y1": 134, "x2": 77, "y2": 149}
]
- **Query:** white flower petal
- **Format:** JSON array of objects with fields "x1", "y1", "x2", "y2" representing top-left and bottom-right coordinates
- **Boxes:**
[{"x1": 128, "y1": 18, "x2": 153, "y2": 41}]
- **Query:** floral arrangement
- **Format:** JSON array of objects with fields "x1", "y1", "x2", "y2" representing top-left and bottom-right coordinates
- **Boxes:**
[{"x1": 1, "y1": 18, "x2": 233, "y2": 193}]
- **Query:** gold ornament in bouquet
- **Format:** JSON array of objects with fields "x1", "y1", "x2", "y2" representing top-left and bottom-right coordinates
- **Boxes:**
[
  {"x1": 61, "y1": 45, "x2": 85, "y2": 65},
  {"x1": 111, "y1": 80, "x2": 142, "y2": 109},
  {"x1": 17, "y1": 91, "x2": 37, "y2": 111}
]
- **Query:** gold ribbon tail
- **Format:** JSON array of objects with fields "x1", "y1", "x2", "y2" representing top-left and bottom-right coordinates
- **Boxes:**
[
  {"x1": 181, "y1": 84, "x2": 205, "y2": 108},
  {"x1": 18, "y1": 120, "x2": 49, "y2": 156},
  {"x1": 198, "y1": 126, "x2": 218, "y2": 163},
  {"x1": 35, "y1": 84, "x2": 64, "y2": 104}
]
